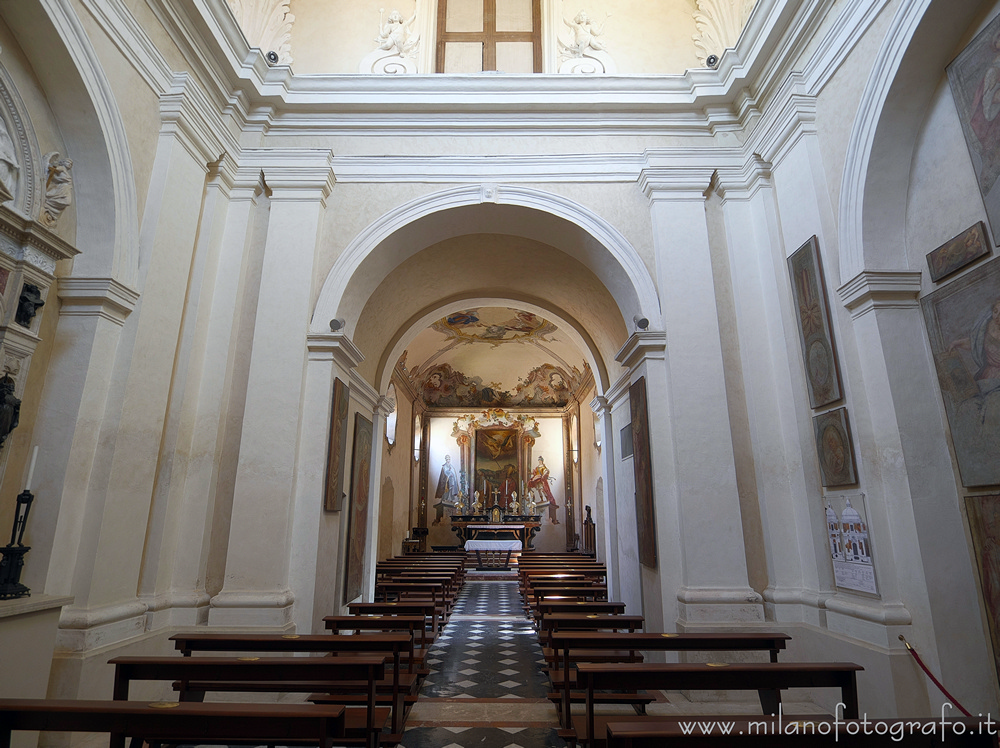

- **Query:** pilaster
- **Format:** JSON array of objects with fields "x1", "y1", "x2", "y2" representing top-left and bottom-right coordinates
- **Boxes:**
[
  {"x1": 209, "y1": 150, "x2": 334, "y2": 627},
  {"x1": 636, "y1": 169, "x2": 762, "y2": 628}
]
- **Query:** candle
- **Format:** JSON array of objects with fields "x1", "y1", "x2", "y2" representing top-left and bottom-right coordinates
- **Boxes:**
[{"x1": 24, "y1": 445, "x2": 38, "y2": 491}]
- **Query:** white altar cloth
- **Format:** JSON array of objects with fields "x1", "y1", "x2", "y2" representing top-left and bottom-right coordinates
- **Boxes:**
[{"x1": 465, "y1": 539, "x2": 522, "y2": 551}]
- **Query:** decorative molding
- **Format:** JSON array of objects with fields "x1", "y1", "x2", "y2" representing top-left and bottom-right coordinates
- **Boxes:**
[
  {"x1": 57, "y1": 277, "x2": 141, "y2": 325},
  {"x1": 160, "y1": 73, "x2": 240, "y2": 166},
  {"x1": 77, "y1": 0, "x2": 174, "y2": 93},
  {"x1": 639, "y1": 166, "x2": 717, "y2": 202},
  {"x1": 747, "y1": 74, "x2": 818, "y2": 166},
  {"x1": 0, "y1": 205, "x2": 80, "y2": 273},
  {"x1": 693, "y1": 0, "x2": 758, "y2": 67},
  {"x1": 225, "y1": 0, "x2": 295, "y2": 65},
  {"x1": 837, "y1": 270, "x2": 922, "y2": 319},
  {"x1": 0, "y1": 66, "x2": 40, "y2": 219},
  {"x1": 330, "y1": 154, "x2": 645, "y2": 184},
  {"x1": 240, "y1": 148, "x2": 335, "y2": 202},
  {"x1": 307, "y1": 332, "x2": 365, "y2": 372},
  {"x1": 614, "y1": 331, "x2": 667, "y2": 371},
  {"x1": 711, "y1": 153, "x2": 773, "y2": 201}
]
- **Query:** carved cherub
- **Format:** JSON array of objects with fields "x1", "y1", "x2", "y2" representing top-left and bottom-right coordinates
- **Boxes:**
[
  {"x1": 561, "y1": 10, "x2": 611, "y2": 58},
  {"x1": 376, "y1": 8, "x2": 419, "y2": 57}
]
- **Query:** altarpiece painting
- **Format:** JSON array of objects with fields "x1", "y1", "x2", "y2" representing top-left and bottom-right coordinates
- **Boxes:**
[{"x1": 965, "y1": 494, "x2": 1000, "y2": 685}]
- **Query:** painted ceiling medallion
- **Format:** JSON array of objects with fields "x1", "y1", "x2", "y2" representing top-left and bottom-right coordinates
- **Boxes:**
[{"x1": 433, "y1": 308, "x2": 557, "y2": 346}]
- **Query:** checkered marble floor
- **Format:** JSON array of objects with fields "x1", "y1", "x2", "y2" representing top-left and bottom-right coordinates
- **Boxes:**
[{"x1": 402, "y1": 580, "x2": 567, "y2": 748}]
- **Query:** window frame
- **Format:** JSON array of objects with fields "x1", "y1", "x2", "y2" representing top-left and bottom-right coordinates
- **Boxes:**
[{"x1": 435, "y1": 0, "x2": 542, "y2": 73}]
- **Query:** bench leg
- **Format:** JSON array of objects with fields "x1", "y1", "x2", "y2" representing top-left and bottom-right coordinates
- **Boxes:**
[{"x1": 757, "y1": 687, "x2": 781, "y2": 716}]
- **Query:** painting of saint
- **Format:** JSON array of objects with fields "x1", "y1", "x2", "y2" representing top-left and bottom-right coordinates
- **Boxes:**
[
  {"x1": 948, "y1": 13, "x2": 1000, "y2": 236},
  {"x1": 922, "y1": 257, "x2": 1000, "y2": 486},
  {"x1": 526, "y1": 455, "x2": 559, "y2": 524},
  {"x1": 475, "y1": 428, "x2": 518, "y2": 507},
  {"x1": 432, "y1": 454, "x2": 461, "y2": 524}
]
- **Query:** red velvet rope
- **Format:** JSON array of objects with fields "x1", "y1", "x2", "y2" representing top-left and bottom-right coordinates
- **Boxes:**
[{"x1": 899, "y1": 635, "x2": 971, "y2": 717}]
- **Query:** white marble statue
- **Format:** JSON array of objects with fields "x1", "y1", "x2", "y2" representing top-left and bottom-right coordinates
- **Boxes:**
[
  {"x1": 41, "y1": 152, "x2": 73, "y2": 227},
  {"x1": 0, "y1": 117, "x2": 18, "y2": 202},
  {"x1": 561, "y1": 10, "x2": 610, "y2": 58},
  {"x1": 376, "y1": 8, "x2": 418, "y2": 57}
]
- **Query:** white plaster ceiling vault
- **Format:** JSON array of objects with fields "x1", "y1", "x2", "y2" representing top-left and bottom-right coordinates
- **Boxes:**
[{"x1": 349, "y1": 232, "x2": 628, "y2": 396}]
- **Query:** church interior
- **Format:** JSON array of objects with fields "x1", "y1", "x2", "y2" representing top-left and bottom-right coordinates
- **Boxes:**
[{"x1": 2, "y1": 0, "x2": 1000, "y2": 743}]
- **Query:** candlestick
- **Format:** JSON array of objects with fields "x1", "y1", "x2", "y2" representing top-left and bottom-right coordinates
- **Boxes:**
[{"x1": 24, "y1": 446, "x2": 38, "y2": 492}]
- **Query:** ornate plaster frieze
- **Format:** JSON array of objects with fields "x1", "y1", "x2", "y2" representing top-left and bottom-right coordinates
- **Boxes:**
[
  {"x1": 693, "y1": 0, "x2": 758, "y2": 67},
  {"x1": 225, "y1": 0, "x2": 294, "y2": 65},
  {"x1": 0, "y1": 205, "x2": 79, "y2": 275},
  {"x1": 837, "y1": 270, "x2": 922, "y2": 320}
]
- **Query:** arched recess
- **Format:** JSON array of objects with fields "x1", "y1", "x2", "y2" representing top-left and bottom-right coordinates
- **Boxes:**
[
  {"x1": 839, "y1": 0, "x2": 986, "y2": 280},
  {"x1": 2, "y1": 0, "x2": 139, "y2": 283},
  {"x1": 311, "y1": 184, "x2": 661, "y2": 339}
]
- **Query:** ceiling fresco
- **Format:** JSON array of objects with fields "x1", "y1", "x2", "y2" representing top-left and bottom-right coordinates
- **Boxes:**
[{"x1": 402, "y1": 307, "x2": 588, "y2": 408}]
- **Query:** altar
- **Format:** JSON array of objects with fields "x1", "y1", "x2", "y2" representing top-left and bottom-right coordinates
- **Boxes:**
[{"x1": 450, "y1": 514, "x2": 542, "y2": 550}]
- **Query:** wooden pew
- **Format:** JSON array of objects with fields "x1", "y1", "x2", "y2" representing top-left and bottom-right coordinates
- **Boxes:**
[
  {"x1": 324, "y1": 614, "x2": 430, "y2": 672},
  {"x1": 374, "y1": 581, "x2": 451, "y2": 627},
  {"x1": 539, "y1": 614, "x2": 645, "y2": 652},
  {"x1": 604, "y1": 717, "x2": 999, "y2": 747},
  {"x1": 349, "y1": 600, "x2": 443, "y2": 637},
  {"x1": 0, "y1": 699, "x2": 347, "y2": 748},
  {"x1": 549, "y1": 632, "x2": 791, "y2": 728},
  {"x1": 108, "y1": 655, "x2": 387, "y2": 748},
  {"x1": 168, "y1": 632, "x2": 414, "y2": 738},
  {"x1": 569, "y1": 662, "x2": 863, "y2": 748}
]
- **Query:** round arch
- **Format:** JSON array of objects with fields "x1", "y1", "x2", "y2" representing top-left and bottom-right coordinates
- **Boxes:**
[
  {"x1": 311, "y1": 184, "x2": 661, "y2": 336},
  {"x1": 839, "y1": 0, "x2": 987, "y2": 280},
  {"x1": 374, "y1": 295, "x2": 611, "y2": 396}
]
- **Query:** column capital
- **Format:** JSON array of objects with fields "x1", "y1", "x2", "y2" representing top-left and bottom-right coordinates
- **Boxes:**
[
  {"x1": 614, "y1": 331, "x2": 667, "y2": 370},
  {"x1": 58, "y1": 277, "x2": 141, "y2": 326},
  {"x1": 638, "y1": 167, "x2": 714, "y2": 202},
  {"x1": 241, "y1": 148, "x2": 336, "y2": 204},
  {"x1": 713, "y1": 154, "x2": 773, "y2": 202},
  {"x1": 590, "y1": 394, "x2": 612, "y2": 417},
  {"x1": 837, "y1": 269, "x2": 922, "y2": 319},
  {"x1": 307, "y1": 332, "x2": 365, "y2": 372}
]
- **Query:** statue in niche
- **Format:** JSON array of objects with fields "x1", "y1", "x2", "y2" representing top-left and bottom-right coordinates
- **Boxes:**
[
  {"x1": 561, "y1": 10, "x2": 610, "y2": 58},
  {"x1": 0, "y1": 374, "x2": 20, "y2": 450},
  {"x1": 376, "y1": 8, "x2": 418, "y2": 58},
  {"x1": 0, "y1": 117, "x2": 18, "y2": 202},
  {"x1": 432, "y1": 454, "x2": 460, "y2": 525},
  {"x1": 15, "y1": 284, "x2": 44, "y2": 328},
  {"x1": 41, "y1": 153, "x2": 73, "y2": 227}
]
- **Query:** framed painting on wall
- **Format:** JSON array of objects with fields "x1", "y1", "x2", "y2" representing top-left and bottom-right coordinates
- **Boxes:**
[
  {"x1": 921, "y1": 256, "x2": 1000, "y2": 486},
  {"x1": 788, "y1": 236, "x2": 843, "y2": 409},
  {"x1": 948, "y1": 13, "x2": 1000, "y2": 238},
  {"x1": 629, "y1": 377, "x2": 656, "y2": 568},
  {"x1": 926, "y1": 221, "x2": 991, "y2": 283},
  {"x1": 343, "y1": 412, "x2": 373, "y2": 605},
  {"x1": 474, "y1": 428, "x2": 519, "y2": 508},
  {"x1": 964, "y1": 494, "x2": 1000, "y2": 685},
  {"x1": 324, "y1": 378, "x2": 350, "y2": 512},
  {"x1": 812, "y1": 407, "x2": 858, "y2": 487}
]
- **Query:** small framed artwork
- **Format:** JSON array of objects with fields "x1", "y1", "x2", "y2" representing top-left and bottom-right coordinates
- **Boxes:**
[
  {"x1": 813, "y1": 407, "x2": 858, "y2": 487},
  {"x1": 324, "y1": 378, "x2": 350, "y2": 512},
  {"x1": 926, "y1": 222, "x2": 991, "y2": 283},
  {"x1": 825, "y1": 494, "x2": 879, "y2": 597},
  {"x1": 788, "y1": 236, "x2": 843, "y2": 409}
]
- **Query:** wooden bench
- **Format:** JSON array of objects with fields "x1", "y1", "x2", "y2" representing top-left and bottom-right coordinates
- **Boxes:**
[
  {"x1": 604, "y1": 717, "x2": 999, "y2": 747},
  {"x1": 373, "y1": 582, "x2": 451, "y2": 629},
  {"x1": 538, "y1": 614, "x2": 645, "y2": 648},
  {"x1": 109, "y1": 655, "x2": 388, "y2": 748},
  {"x1": 0, "y1": 698, "x2": 347, "y2": 748},
  {"x1": 549, "y1": 632, "x2": 791, "y2": 728},
  {"x1": 569, "y1": 661, "x2": 863, "y2": 748},
  {"x1": 349, "y1": 600, "x2": 443, "y2": 637},
  {"x1": 324, "y1": 614, "x2": 430, "y2": 672},
  {"x1": 168, "y1": 632, "x2": 415, "y2": 738}
]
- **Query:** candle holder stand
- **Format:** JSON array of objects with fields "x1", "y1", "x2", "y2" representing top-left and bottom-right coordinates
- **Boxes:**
[{"x1": 0, "y1": 489, "x2": 33, "y2": 600}]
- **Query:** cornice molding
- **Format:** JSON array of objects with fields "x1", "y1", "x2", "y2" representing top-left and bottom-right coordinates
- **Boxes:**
[
  {"x1": 329, "y1": 154, "x2": 645, "y2": 183},
  {"x1": 837, "y1": 270, "x2": 922, "y2": 319},
  {"x1": 160, "y1": 73, "x2": 240, "y2": 167},
  {"x1": 307, "y1": 332, "x2": 365, "y2": 372},
  {"x1": 0, "y1": 205, "x2": 80, "y2": 271},
  {"x1": 614, "y1": 331, "x2": 667, "y2": 371},
  {"x1": 239, "y1": 148, "x2": 335, "y2": 202},
  {"x1": 747, "y1": 74, "x2": 818, "y2": 166},
  {"x1": 57, "y1": 276, "x2": 141, "y2": 325},
  {"x1": 712, "y1": 153, "x2": 773, "y2": 200}
]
